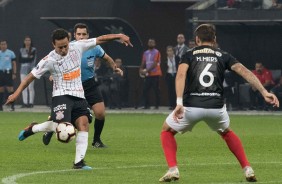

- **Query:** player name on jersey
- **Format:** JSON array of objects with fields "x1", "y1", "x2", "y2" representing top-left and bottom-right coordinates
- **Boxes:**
[{"x1": 196, "y1": 56, "x2": 218, "y2": 62}]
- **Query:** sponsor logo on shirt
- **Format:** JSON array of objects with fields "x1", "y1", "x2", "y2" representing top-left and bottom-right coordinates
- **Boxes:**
[
  {"x1": 53, "y1": 104, "x2": 67, "y2": 112},
  {"x1": 193, "y1": 48, "x2": 215, "y2": 55},
  {"x1": 63, "y1": 68, "x2": 80, "y2": 80}
]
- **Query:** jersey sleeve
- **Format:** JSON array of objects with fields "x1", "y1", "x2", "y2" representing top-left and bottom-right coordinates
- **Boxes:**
[
  {"x1": 224, "y1": 53, "x2": 239, "y2": 70},
  {"x1": 31, "y1": 56, "x2": 50, "y2": 79},
  {"x1": 11, "y1": 51, "x2": 16, "y2": 60},
  {"x1": 179, "y1": 50, "x2": 192, "y2": 65},
  {"x1": 95, "y1": 45, "x2": 105, "y2": 58},
  {"x1": 75, "y1": 38, "x2": 97, "y2": 53}
]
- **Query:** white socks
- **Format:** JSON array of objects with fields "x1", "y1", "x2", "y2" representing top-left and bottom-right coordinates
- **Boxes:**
[
  {"x1": 32, "y1": 121, "x2": 58, "y2": 133},
  {"x1": 75, "y1": 131, "x2": 88, "y2": 164}
]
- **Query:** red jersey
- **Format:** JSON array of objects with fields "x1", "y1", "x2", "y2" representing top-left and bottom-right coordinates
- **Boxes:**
[{"x1": 252, "y1": 68, "x2": 274, "y2": 85}]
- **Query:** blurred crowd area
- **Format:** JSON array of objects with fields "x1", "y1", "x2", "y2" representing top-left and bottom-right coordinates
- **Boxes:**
[{"x1": 216, "y1": 0, "x2": 282, "y2": 9}]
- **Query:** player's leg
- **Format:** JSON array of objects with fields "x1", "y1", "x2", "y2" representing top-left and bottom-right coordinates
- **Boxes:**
[
  {"x1": 220, "y1": 128, "x2": 256, "y2": 182},
  {"x1": 83, "y1": 81, "x2": 107, "y2": 148},
  {"x1": 159, "y1": 107, "x2": 200, "y2": 182},
  {"x1": 72, "y1": 98, "x2": 92, "y2": 170},
  {"x1": 73, "y1": 115, "x2": 92, "y2": 170},
  {"x1": 205, "y1": 106, "x2": 257, "y2": 182},
  {"x1": 92, "y1": 101, "x2": 107, "y2": 148},
  {"x1": 159, "y1": 122, "x2": 179, "y2": 182},
  {"x1": 18, "y1": 120, "x2": 58, "y2": 141},
  {"x1": 42, "y1": 116, "x2": 54, "y2": 145}
]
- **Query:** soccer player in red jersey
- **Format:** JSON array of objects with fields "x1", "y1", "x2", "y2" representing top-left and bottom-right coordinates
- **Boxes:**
[{"x1": 159, "y1": 24, "x2": 279, "y2": 182}]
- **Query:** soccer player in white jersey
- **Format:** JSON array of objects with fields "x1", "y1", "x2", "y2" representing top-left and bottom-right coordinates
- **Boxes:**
[
  {"x1": 5, "y1": 28, "x2": 132, "y2": 169},
  {"x1": 42, "y1": 23, "x2": 123, "y2": 148},
  {"x1": 159, "y1": 24, "x2": 279, "y2": 182}
]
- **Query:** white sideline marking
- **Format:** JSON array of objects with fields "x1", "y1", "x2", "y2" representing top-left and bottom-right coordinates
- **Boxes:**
[{"x1": 2, "y1": 162, "x2": 282, "y2": 184}]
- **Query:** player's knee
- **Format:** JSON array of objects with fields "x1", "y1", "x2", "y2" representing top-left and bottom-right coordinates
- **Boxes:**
[
  {"x1": 94, "y1": 111, "x2": 105, "y2": 119},
  {"x1": 161, "y1": 122, "x2": 177, "y2": 134},
  {"x1": 75, "y1": 119, "x2": 89, "y2": 131}
]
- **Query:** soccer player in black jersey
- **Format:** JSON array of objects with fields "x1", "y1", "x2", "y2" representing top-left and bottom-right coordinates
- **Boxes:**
[{"x1": 159, "y1": 24, "x2": 279, "y2": 182}]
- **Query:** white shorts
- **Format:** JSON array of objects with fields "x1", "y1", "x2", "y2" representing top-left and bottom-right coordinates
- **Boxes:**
[{"x1": 166, "y1": 105, "x2": 230, "y2": 134}]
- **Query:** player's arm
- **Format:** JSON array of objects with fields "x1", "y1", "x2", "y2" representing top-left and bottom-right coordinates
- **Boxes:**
[
  {"x1": 231, "y1": 63, "x2": 279, "y2": 107},
  {"x1": 5, "y1": 73, "x2": 36, "y2": 105},
  {"x1": 96, "y1": 34, "x2": 133, "y2": 47},
  {"x1": 173, "y1": 63, "x2": 189, "y2": 121},
  {"x1": 175, "y1": 63, "x2": 188, "y2": 103},
  {"x1": 103, "y1": 53, "x2": 123, "y2": 76},
  {"x1": 103, "y1": 53, "x2": 116, "y2": 71}
]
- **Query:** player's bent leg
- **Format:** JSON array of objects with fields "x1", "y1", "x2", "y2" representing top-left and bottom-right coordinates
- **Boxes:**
[
  {"x1": 159, "y1": 122, "x2": 180, "y2": 182},
  {"x1": 92, "y1": 102, "x2": 107, "y2": 148},
  {"x1": 73, "y1": 116, "x2": 92, "y2": 170},
  {"x1": 42, "y1": 116, "x2": 55, "y2": 145},
  {"x1": 220, "y1": 128, "x2": 257, "y2": 182},
  {"x1": 18, "y1": 122, "x2": 38, "y2": 141}
]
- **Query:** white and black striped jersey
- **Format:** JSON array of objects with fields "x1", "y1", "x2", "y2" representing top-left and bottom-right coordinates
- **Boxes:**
[
  {"x1": 31, "y1": 38, "x2": 97, "y2": 99},
  {"x1": 180, "y1": 45, "x2": 239, "y2": 108}
]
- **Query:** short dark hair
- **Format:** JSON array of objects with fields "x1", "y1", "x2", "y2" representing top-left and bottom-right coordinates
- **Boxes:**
[
  {"x1": 194, "y1": 24, "x2": 216, "y2": 43},
  {"x1": 51, "y1": 28, "x2": 69, "y2": 44},
  {"x1": 74, "y1": 23, "x2": 89, "y2": 33},
  {"x1": 166, "y1": 45, "x2": 174, "y2": 50},
  {"x1": 0, "y1": 39, "x2": 7, "y2": 43}
]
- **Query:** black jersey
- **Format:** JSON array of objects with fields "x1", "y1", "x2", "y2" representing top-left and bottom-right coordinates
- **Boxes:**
[{"x1": 180, "y1": 45, "x2": 239, "y2": 108}]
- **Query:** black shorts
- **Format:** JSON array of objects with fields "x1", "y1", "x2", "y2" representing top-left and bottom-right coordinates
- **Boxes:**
[
  {"x1": 0, "y1": 70, "x2": 13, "y2": 87},
  {"x1": 50, "y1": 95, "x2": 92, "y2": 126},
  {"x1": 82, "y1": 77, "x2": 104, "y2": 107}
]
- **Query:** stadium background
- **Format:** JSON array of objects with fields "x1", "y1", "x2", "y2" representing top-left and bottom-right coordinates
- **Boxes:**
[{"x1": 0, "y1": 0, "x2": 282, "y2": 106}]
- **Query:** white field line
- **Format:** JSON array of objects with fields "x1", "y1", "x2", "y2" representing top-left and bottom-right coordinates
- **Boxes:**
[{"x1": 2, "y1": 162, "x2": 282, "y2": 184}]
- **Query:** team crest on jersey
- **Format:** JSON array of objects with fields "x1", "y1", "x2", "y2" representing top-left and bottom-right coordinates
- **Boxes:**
[
  {"x1": 55, "y1": 111, "x2": 64, "y2": 120},
  {"x1": 215, "y1": 51, "x2": 222, "y2": 57}
]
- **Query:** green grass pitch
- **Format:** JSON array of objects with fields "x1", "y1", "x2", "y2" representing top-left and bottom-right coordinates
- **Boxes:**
[{"x1": 0, "y1": 112, "x2": 282, "y2": 184}]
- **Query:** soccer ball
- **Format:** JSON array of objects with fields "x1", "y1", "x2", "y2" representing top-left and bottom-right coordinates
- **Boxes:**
[{"x1": 56, "y1": 122, "x2": 76, "y2": 143}]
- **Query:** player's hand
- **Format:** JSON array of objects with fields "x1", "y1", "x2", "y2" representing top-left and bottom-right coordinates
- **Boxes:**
[
  {"x1": 114, "y1": 68, "x2": 123, "y2": 76},
  {"x1": 49, "y1": 75, "x2": 53, "y2": 81},
  {"x1": 263, "y1": 92, "x2": 280, "y2": 107},
  {"x1": 5, "y1": 93, "x2": 17, "y2": 105},
  {"x1": 173, "y1": 105, "x2": 184, "y2": 122},
  {"x1": 119, "y1": 34, "x2": 133, "y2": 47}
]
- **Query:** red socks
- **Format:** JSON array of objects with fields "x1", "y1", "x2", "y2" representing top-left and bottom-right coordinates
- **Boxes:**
[
  {"x1": 161, "y1": 131, "x2": 177, "y2": 167},
  {"x1": 161, "y1": 130, "x2": 250, "y2": 169},
  {"x1": 222, "y1": 130, "x2": 250, "y2": 168}
]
